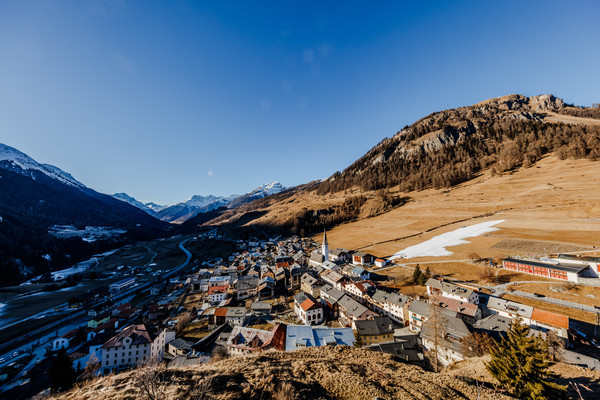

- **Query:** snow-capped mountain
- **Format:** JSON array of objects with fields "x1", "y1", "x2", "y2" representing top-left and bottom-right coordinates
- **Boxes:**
[
  {"x1": 226, "y1": 181, "x2": 285, "y2": 209},
  {"x1": 0, "y1": 142, "x2": 169, "y2": 286},
  {"x1": 112, "y1": 193, "x2": 159, "y2": 216},
  {"x1": 0, "y1": 143, "x2": 85, "y2": 188},
  {"x1": 153, "y1": 182, "x2": 284, "y2": 223},
  {"x1": 145, "y1": 202, "x2": 168, "y2": 213}
]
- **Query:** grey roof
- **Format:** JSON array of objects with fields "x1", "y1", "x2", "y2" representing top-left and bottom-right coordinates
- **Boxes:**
[
  {"x1": 425, "y1": 278, "x2": 475, "y2": 300},
  {"x1": 301, "y1": 273, "x2": 319, "y2": 286},
  {"x1": 250, "y1": 301, "x2": 273, "y2": 311},
  {"x1": 487, "y1": 297, "x2": 533, "y2": 318},
  {"x1": 420, "y1": 315, "x2": 471, "y2": 352},
  {"x1": 330, "y1": 248, "x2": 348, "y2": 257},
  {"x1": 236, "y1": 276, "x2": 259, "y2": 290},
  {"x1": 353, "y1": 251, "x2": 370, "y2": 258},
  {"x1": 473, "y1": 313, "x2": 512, "y2": 333},
  {"x1": 354, "y1": 316, "x2": 395, "y2": 336},
  {"x1": 320, "y1": 269, "x2": 344, "y2": 283},
  {"x1": 366, "y1": 340, "x2": 423, "y2": 363},
  {"x1": 319, "y1": 284, "x2": 345, "y2": 303},
  {"x1": 294, "y1": 291, "x2": 310, "y2": 304},
  {"x1": 337, "y1": 295, "x2": 369, "y2": 319},
  {"x1": 168, "y1": 338, "x2": 193, "y2": 351},
  {"x1": 504, "y1": 258, "x2": 589, "y2": 274},
  {"x1": 310, "y1": 252, "x2": 324, "y2": 263},
  {"x1": 225, "y1": 307, "x2": 247, "y2": 318},
  {"x1": 371, "y1": 290, "x2": 408, "y2": 308},
  {"x1": 408, "y1": 300, "x2": 457, "y2": 319}
]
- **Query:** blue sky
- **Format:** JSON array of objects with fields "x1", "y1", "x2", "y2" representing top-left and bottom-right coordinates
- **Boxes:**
[{"x1": 1, "y1": 1, "x2": 599, "y2": 205}]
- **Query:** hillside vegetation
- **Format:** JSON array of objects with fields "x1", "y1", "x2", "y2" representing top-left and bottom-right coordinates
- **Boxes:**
[
  {"x1": 191, "y1": 94, "x2": 600, "y2": 239},
  {"x1": 52, "y1": 347, "x2": 515, "y2": 400}
]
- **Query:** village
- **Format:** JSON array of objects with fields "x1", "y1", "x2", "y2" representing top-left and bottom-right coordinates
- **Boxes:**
[{"x1": 1, "y1": 228, "x2": 600, "y2": 397}]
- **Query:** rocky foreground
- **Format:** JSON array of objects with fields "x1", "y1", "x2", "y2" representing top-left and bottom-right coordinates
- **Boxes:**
[{"x1": 52, "y1": 347, "x2": 518, "y2": 400}]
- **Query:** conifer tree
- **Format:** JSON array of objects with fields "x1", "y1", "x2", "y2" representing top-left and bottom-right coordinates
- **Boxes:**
[
  {"x1": 48, "y1": 348, "x2": 77, "y2": 393},
  {"x1": 412, "y1": 265, "x2": 422, "y2": 284},
  {"x1": 486, "y1": 319, "x2": 567, "y2": 399}
]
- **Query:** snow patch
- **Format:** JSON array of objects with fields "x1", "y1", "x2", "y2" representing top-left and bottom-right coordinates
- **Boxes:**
[{"x1": 389, "y1": 220, "x2": 505, "y2": 260}]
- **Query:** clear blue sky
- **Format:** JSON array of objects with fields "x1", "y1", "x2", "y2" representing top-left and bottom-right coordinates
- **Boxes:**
[{"x1": 1, "y1": 1, "x2": 599, "y2": 205}]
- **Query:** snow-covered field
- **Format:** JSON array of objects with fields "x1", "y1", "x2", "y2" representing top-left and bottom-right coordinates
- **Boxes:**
[
  {"x1": 389, "y1": 220, "x2": 505, "y2": 260},
  {"x1": 48, "y1": 225, "x2": 126, "y2": 242}
]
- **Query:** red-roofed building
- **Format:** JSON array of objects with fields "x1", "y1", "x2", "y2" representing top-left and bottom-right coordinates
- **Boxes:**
[
  {"x1": 208, "y1": 284, "x2": 229, "y2": 304},
  {"x1": 530, "y1": 308, "x2": 569, "y2": 340},
  {"x1": 294, "y1": 292, "x2": 324, "y2": 325},
  {"x1": 430, "y1": 295, "x2": 482, "y2": 325}
]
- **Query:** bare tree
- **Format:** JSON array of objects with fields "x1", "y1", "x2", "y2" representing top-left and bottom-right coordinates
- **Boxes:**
[
  {"x1": 546, "y1": 330, "x2": 565, "y2": 362},
  {"x1": 133, "y1": 357, "x2": 167, "y2": 400},
  {"x1": 175, "y1": 312, "x2": 192, "y2": 336},
  {"x1": 424, "y1": 305, "x2": 448, "y2": 372},
  {"x1": 461, "y1": 332, "x2": 494, "y2": 357},
  {"x1": 80, "y1": 353, "x2": 101, "y2": 381}
]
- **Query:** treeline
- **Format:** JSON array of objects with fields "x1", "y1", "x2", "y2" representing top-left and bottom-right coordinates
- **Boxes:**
[
  {"x1": 317, "y1": 120, "x2": 600, "y2": 194},
  {"x1": 289, "y1": 195, "x2": 367, "y2": 237},
  {"x1": 557, "y1": 106, "x2": 600, "y2": 120}
]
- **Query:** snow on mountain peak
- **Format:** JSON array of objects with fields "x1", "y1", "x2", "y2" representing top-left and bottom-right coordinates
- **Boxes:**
[
  {"x1": 250, "y1": 181, "x2": 285, "y2": 196},
  {"x1": 0, "y1": 143, "x2": 85, "y2": 187}
]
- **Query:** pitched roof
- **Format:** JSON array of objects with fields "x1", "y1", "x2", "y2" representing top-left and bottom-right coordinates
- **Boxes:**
[
  {"x1": 426, "y1": 278, "x2": 475, "y2": 300},
  {"x1": 300, "y1": 297, "x2": 322, "y2": 312},
  {"x1": 504, "y1": 257, "x2": 589, "y2": 273},
  {"x1": 101, "y1": 324, "x2": 160, "y2": 349},
  {"x1": 208, "y1": 285, "x2": 229, "y2": 295},
  {"x1": 531, "y1": 308, "x2": 569, "y2": 329},
  {"x1": 337, "y1": 295, "x2": 370, "y2": 319},
  {"x1": 354, "y1": 316, "x2": 395, "y2": 336},
  {"x1": 371, "y1": 290, "x2": 408, "y2": 307},
  {"x1": 487, "y1": 297, "x2": 533, "y2": 318},
  {"x1": 284, "y1": 325, "x2": 355, "y2": 351},
  {"x1": 430, "y1": 295, "x2": 479, "y2": 318}
]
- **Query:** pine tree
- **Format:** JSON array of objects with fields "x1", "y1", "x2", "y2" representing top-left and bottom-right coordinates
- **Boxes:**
[
  {"x1": 412, "y1": 265, "x2": 422, "y2": 284},
  {"x1": 48, "y1": 348, "x2": 77, "y2": 393},
  {"x1": 486, "y1": 319, "x2": 567, "y2": 399}
]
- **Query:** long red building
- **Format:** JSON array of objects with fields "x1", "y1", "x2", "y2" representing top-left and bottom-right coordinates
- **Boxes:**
[{"x1": 502, "y1": 258, "x2": 591, "y2": 282}]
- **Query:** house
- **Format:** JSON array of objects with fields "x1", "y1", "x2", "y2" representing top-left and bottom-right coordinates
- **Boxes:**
[
  {"x1": 52, "y1": 329, "x2": 79, "y2": 352},
  {"x1": 236, "y1": 276, "x2": 259, "y2": 300},
  {"x1": 556, "y1": 254, "x2": 600, "y2": 278},
  {"x1": 366, "y1": 334, "x2": 423, "y2": 365},
  {"x1": 348, "y1": 266, "x2": 371, "y2": 281},
  {"x1": 100, "y1": 324, "x2": 175, "y2": 372},
  {"x1": 309, "y1": 251, "x2": 325, "y2": 268},
  {"x1": 322, "y1": 260, "x2": 342, "y2": 273},
  {"x1": 407, "y1": 300, "x2": 457, "y2": 333},
  {"x1": 88, "y1": 314, "x2": 111, "y2": 329},
  {"x1": 429, "y1": 295, "x2": 482, "y2": 326},
  {"x1": 329, "y1": 248, "x2": 349, "y2": 263},
  {"x1": 294, "y1": 292, "x2": 325, "y2": 326},
  {"x1": 337, "y1": 295, "x2": 379, "y2": 325},
  {"x1": 426, "y1": 278, "x2": 479, "y2": 305},
  {"x1": 225, "y1": 307, "x2": 247, "y2": 326},
  {"x1": 473, "y1": 313, "x2": 512, "y2": 339},
  {"x1": 374, "y1": 258, "x2": 386, "y2": 268},
  {"x1": 284, "y1": 325, "x2": 355, "y2": 351},
  {"x1": 225, "y1": 325, "x2": 281, "y2": 355},
  {"x1": 318, "y1": 284, "x2": 345, "y2": 318},
  {"x1": 351, "y1": 251, "x2": 373, "y2": 266},
  {"x1": 191, "y1": 323, "x2": 234, "y2": 362},
  {"x1": 289, "y1": 265, "x2": 303, "y2": 290},
  {"x1": 353, "y1": 316, "x2": 396, "y2": 346},
  {"x1": 486, "y1": 297, "x2": 533, "y2": 325},
  {"x1": 257, "y1": 277, "x2": 275, "y2": 299},
  {"x1": 301, "y1": 273, "x2": 321, "y2": 298},
  {"x1": 502, "y1": 258, "x2": 592, "y2": 283},
  {"x1": 368, "y1": 290, "x2": 409, "y2": 324},
  {"x1": 343, "y1": 280, "x2": 376, "y2": 303},
  {"x1": 250, "y1": 301, "x2": 273, "y2": 316},
  {"x1": 208, "y1": 276, "x2": 231, "y2": 287},
  {"x1": 208, "y1": 285, "x2": 229, "y2": 305},
  {"x1": 420, "y1": 315, "x2": 471, "y2": 367},
  {"x1": 320, "y1": 269, "x2": 347, "y2": 291},
  {"x1": 166, "y1": 338, "x2": 193, "y2": 357}
]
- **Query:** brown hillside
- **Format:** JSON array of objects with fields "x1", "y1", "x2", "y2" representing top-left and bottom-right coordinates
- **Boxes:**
[{"x1": 52, "y1": 347, "x2": 515, "y2": 400}]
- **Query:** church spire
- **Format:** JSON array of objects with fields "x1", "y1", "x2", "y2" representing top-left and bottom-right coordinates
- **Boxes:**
[{"x1": 322, "y1": 228, "x2": 329, "y2": 261}]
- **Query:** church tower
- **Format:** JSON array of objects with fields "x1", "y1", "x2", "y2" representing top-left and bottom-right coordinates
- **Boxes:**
[{"x1": 322, "y1": 228, "x2": 329, "y2": 262}]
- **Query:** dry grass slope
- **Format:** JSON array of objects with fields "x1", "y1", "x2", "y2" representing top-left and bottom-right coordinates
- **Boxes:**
[{"x1": 52, "y1": 347, "x2": 515, "y2": 400}]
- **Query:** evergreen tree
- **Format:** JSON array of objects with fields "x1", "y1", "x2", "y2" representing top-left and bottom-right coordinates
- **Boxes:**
[
  {"x1": 48, "y1": 348, "x2": 77, "y2": 393},
  {"x1": 486, "y1": 319, "x2": 567, "y2": 399},
  {"x1": 412, "y1": 265, "x2": 422, "y2": 284}
]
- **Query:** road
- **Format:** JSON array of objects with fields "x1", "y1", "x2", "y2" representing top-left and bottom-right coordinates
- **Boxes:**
[{"x1": 0, "y1": 237, "x2": 194, "y2": 395}]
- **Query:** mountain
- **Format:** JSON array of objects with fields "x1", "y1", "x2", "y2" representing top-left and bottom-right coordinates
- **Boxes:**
[
  {"x1": 226, "y1": 181, "x2": 285, "y2": 208},
  {"x1": 0, "y1": 143, "x2": 170, "y2": 286},
  {"x1": 112, "y1": 193, "x2": 158, "y2": 216},
  {"x1": 190, "y1": 94, "x2": 600, "y2": 239},
  {"x1": 155, "y1": 182, "x2": 284, "y2": 224}
]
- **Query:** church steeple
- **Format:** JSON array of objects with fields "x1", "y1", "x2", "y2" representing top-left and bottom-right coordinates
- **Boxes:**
[{"x1": 322, "y1": 228, "x2": 329, "y2": 261}]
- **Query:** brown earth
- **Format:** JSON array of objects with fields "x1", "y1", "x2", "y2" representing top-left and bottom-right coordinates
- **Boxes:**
[{"x1": 53, "y1": 347, "x2": 515, "y2": 400}]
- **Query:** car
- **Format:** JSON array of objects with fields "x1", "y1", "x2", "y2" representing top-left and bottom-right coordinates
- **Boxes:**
[
  {"x1": 533, "y1": 293, "x2": 545, "y2": 298},
  {"x1": 12, "y1": 352, "x2": 18, "y2": 358}
]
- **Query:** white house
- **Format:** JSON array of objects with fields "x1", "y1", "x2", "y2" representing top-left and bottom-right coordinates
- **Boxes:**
[
  {"x1": 425, "y1": 278, "x2": 479, "y2": 305},
  {"x1": 100, "y1": 324, "x2": 175, "y2": 372},
  {"x1": 294, "y1": 292, "x2": 324, "y2": 326}
]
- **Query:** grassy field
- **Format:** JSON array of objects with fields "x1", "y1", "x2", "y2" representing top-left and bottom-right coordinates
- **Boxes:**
[
  {"x1": 502, "y1": 293, "x2": 599, "y2": 325},
  {"x1": 508, "y1": 282, "x2": 600, "y2": 308}
]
